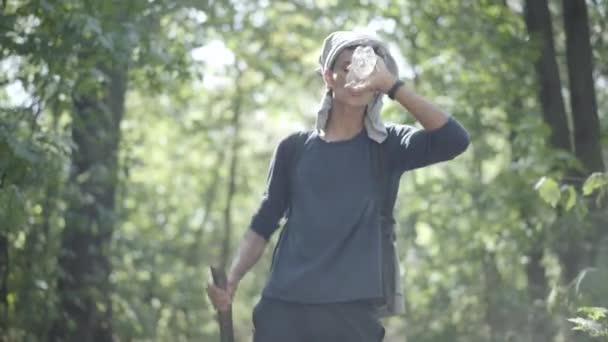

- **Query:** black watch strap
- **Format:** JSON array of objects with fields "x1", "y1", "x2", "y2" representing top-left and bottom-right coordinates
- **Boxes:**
[{"x1": 387, "y1": 79, "x2": 405, "y2": 100}]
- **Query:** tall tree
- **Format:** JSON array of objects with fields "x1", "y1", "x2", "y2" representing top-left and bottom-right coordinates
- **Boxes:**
[
  {"x1": 562, "y1": 0, "x2": 605, "y2": 175},
  {"x1": 520, "y1": 6, "x2": 581, "y2": 342},
  {"x1": 49, "y1": 9, "x2": 131, "y2": 341},
  {"x1": 522, "y1": 2, "x2": 605, "y2": 340},
  {"x1": 523, "y1": 0, "x2": 571, "y2": 153},
  {"x1": 0, "y1": 234, "x2": 7, "y2": 329},
  {"x1": 523, "y1": 0, "x2": 584, "y2": 297},
  {"x1": 49, "y1": 55, "x2": 129, "y2": 342},
  {"x1": 560, "y1": 0, "x2": 607, "y2": 296}
]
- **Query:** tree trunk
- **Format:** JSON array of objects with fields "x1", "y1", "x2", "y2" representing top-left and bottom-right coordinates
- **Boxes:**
[
  {"x1": 562, "y1": 0, "x2": 605, "y2": 175},
  {"x1": 522, "y1": 1, "x2": 575, "y2": 334},
  {"x1": 556, "y1": 0, "x2": 606, "y2": 286},
  {"x1": 48, "y1": 62, "x2": 128, "y2": 341},
  {"x1": 525, "y1": 247, "x2": 555, "y2": 341},
  {"x1": 0, "y1": 234, "x2": 7, "y2": 331},
  {"x1": 524, "y1": 0, "x2": 586, "y2": 297},
  {"x1": 523, "y1": 0, "x2": 571, "y2": 152}
]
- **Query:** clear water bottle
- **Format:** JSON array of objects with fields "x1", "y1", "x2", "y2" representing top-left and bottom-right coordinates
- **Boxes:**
[{"x1": 346, "y1": 46, "x2": 377, "y2": 87}]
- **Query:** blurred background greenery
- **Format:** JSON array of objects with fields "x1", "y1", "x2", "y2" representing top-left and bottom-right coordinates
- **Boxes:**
[{"x1": 1, "y1": 0, "x2": 607, "y2": 341}]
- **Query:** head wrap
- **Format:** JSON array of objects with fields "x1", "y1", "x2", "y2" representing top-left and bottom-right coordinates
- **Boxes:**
[{"x1": 316, "y1": 31, "x2": 399, "y2": 143}]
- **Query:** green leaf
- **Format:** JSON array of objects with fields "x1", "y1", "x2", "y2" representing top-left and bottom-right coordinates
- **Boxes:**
[
  {"x1": 578, "y1": 307, "x2": 608, "y2": 321},
  {"x1": 567, "y1": 317, "x2": 602, "y2": 333},
  {"x1": 582, "y1": 172, "x2": 608, "y2": 196},
  {"x1": 563, "y1": 185, "x2": 577, "y2": 212},
  {"x1": 535, "y1": 176, "x2": 561, "y2": 207}
]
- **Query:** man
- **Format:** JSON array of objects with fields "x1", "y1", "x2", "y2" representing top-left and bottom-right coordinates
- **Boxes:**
[{"x1": 207, "y1": 31, "x2": 470, "y2": 341}]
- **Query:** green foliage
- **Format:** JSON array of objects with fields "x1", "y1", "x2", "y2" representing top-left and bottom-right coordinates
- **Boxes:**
[
  {"x1": 583, "y1": 172, "x2": 608, "y2": 205},
  {"x1": 534, "y1": 172, "x2": 608, "y2": 214},
  {"x1": 568, "y1": 307, "x2": 608, "y2": 339},
  {"x1": 1, "y1": 0, "x2": 606, "y2": 340},
  {"x1": 0, "y1": 110, "x2": 68, "y2": 339},
  {"x1": 535, "y1": 176, "x2": 561, "y2": 208}
]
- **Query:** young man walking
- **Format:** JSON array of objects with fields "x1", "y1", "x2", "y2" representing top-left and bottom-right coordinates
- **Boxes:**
[{"x1": 207, "y1": 31, "x2": 470, "y2": 341}]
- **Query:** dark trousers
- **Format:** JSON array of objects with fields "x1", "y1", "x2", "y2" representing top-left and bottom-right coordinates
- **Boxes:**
[{"x1": 252, "y1": 297, "x2": 385, "y2": 342}]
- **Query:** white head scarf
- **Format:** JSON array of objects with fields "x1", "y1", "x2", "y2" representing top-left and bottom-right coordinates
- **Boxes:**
[{"x1": 316, "y1": 31, "x2": 399, "y2": 143}]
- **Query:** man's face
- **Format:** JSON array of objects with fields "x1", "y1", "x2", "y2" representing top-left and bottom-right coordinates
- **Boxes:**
[{"x1": 324, "y1": 48, "x2": 377, "y2": 107}]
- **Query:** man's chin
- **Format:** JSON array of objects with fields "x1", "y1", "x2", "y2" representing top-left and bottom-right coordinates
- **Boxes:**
[
  {"x1": 335, "y1": 94, "x2": 374, "y2": 107},
  {"x1": 346, "y1": 97, "x2": 373, "y2": 107}
]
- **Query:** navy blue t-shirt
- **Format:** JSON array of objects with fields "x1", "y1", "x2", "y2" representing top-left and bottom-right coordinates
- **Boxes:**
[{"x1": 250, "y1": 117, "x2": 469, "y2": 303}]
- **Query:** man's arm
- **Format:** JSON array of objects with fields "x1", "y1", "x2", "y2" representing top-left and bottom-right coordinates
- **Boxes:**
[
  {"x1": 355, "y1": 58, "x2": 470, "y2": 171},
  {"x1": 227, "y1": 133, "x2": 293, "y2": 285},
  {"x1": 385, "y1": 84, "x2": 450, "y2": 131},
  {"x1": 207, "y1": 135, "x2": 291, "y2": 312},
  {"x1": 227, "y1": 229, "x2": 268, "y2": 286},
  {"x1": 347, "y1": 57, "x2": 451, "y2": 130},
  {"x1": 207, "y1": 229, "x2": 267, "y2": 312}
]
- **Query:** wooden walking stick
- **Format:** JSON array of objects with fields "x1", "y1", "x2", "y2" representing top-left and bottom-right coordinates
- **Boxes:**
[{"x1": 209, "y1": 266, "x2": 235, "y2": 342}]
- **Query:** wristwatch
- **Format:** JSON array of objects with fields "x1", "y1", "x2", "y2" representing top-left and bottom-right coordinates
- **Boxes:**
[{"x1": 387, "y1": 79, "x2": 405, "y2": 100}]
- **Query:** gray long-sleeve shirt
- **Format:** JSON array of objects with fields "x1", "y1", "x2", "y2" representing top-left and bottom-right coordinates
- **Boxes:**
[{"x1": 250, "y1": 117, "x2": 470, "y2": 303}]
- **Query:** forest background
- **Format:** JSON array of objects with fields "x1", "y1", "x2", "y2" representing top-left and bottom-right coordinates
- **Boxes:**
[{"x1": 1, "y1": 0, "x2": 607, "y2": 341}]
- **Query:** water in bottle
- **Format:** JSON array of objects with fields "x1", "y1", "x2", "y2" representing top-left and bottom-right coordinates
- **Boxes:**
[{"x1": 346, "y1": 46, "x2": 377, "y2": 88}]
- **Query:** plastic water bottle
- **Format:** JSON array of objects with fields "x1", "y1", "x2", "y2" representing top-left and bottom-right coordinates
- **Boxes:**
[{"x1": 346, "y1": 46, "x2": 377, "y2": 87}]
